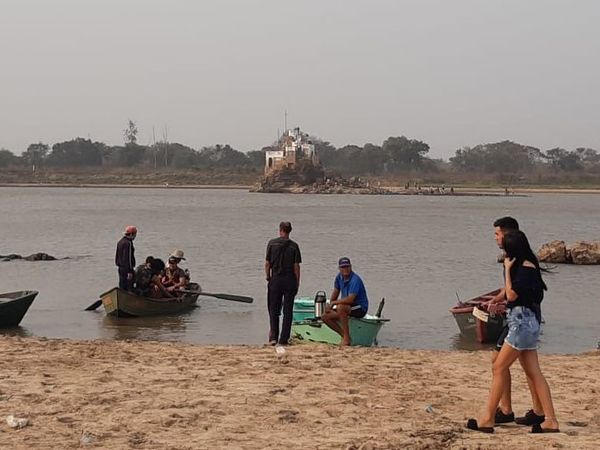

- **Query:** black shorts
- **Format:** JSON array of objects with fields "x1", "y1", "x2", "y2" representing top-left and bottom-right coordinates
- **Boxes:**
[
  {"x1": 350, "y1": 305, "x2": 367, "y2": 318},
  {"x1": 495, "y1": 325, "x2": 509, "y2": 351}
]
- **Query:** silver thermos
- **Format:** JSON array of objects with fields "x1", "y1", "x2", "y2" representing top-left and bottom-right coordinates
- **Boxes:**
[{"x1": 314, "y1": 291, "x2": 327, "y2": 318}]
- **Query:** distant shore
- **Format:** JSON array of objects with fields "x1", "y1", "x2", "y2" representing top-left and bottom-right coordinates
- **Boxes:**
[
  {"x1": 0, "y1": 336, "x2": 597, "y2": 449},
  {"x1": 3, "y1": 182, "x2": 600, "y2": 195}
]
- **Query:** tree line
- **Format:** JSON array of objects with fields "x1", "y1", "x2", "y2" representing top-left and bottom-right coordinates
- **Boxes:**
[{"x1": 1, "y1": 122, "x2": 599, "y2": 181}]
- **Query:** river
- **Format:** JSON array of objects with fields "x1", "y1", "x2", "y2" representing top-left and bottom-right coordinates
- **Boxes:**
[{"x1": 1, "y1": 187, "x2": 598, "y2": 353}]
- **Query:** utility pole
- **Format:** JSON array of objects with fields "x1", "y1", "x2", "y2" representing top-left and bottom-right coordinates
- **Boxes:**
[{"x1": 152, "y1": 126, "x2": 157, "y2": 169}]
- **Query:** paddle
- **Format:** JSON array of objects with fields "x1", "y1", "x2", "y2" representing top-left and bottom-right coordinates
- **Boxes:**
[
  {"x1": 85, "y1": 299, "x2": 102, "y2": 311},
  {"x1": 178, "y1": 289, "x2": 253, "y2": 304}
]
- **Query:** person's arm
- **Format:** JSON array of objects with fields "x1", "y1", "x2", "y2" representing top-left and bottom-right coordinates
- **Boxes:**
[
  {"x1": 293, "y1": 263, "x2": 300, "y2": 286},
  {"x1": 504, "y1": 258, "x2": 518, "y2": 302},
  {"x1": 265, "y1": 260, "x2": 272, "y2": 281},
  {"x1": 487, "y1": 288, "x2": 506, "y2": 304},
  {"x1": 329, "y1": 287, "x2": 340, "y2": 302},
  {"x1": 154, "y1": 276, "x2": 174, "y2": 298}
]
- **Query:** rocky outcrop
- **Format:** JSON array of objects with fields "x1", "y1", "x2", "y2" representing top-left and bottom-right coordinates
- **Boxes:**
[
  {"x1": 567, "y1": 241, "x2": 600, "y2": 265},
  {"x1": 536, "y1": 240, "x2": 600, "y2": 265},
  {"x1": 1, "y1": 253, "x2": 57, "y2": 262},
  {"x1": 537, "y1": 241, "x2": 568, "y2": 263}
]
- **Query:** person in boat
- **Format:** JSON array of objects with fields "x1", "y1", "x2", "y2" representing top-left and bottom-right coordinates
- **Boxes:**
[
  {"x1": 147, "y1": 258, "x2": 174, "y2": 299},
  {"x1": 467, "y1": 230, "x2": 559, "y2": 434},
  {"x1": 134, "y1": 256, "x2": 155, "y2": 297},
  {"x1": 115, "y1": 225, "x2": 137, "y2": 291},
  {"x1": 265, "y1": 221, "x2": 302, "y2": 346},
  {"x1": 162, "y1": 250, "x2": 190, "y2": 294},
  {"x1": 320, "y1": 257, "x2": 368, "y2": 346},
  {"x1": 485, "y1": 217, "x2": 543, "y2": 426}
]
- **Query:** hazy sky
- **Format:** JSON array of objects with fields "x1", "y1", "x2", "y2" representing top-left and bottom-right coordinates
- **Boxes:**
[{"x1": 1, "y1": 0, "x2": 599, "y2": 158}]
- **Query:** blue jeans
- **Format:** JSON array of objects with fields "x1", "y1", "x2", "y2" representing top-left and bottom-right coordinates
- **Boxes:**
[{"x1": 505, "y1": 306, "x2": 540, "y2": 351}]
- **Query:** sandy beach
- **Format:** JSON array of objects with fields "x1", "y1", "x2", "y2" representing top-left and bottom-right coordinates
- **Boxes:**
[{"x1": 0, "y1": 337, "x2": 598, "y2": 449}]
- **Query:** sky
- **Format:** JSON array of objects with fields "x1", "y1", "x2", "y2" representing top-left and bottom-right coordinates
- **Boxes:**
[{"x1": 1, "y1": 0, "x2": 599, "y2": 159}]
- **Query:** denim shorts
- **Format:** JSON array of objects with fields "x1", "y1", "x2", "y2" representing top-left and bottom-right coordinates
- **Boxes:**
[{"x1": 504, "y1": 306, "x2": 540, "y2": 351}]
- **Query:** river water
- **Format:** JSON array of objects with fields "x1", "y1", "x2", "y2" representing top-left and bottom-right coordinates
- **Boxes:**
[{"x1": 0, "y1": 187, "x2": 598, "y2": 353}]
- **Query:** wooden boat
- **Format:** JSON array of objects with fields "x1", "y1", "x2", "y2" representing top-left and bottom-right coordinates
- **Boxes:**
[
  {"x1": 449, "y1": 289, "x2": 506, "y2": 343},
  {"x1": 291, "y1": 297, "x2": 389, "y2": 347},
  {"x1": 0, "y1": 290, "x2": 38, "y2": 328},
  {"x1": 100, "y1": 283, "x2": 200, "y2": 317}
]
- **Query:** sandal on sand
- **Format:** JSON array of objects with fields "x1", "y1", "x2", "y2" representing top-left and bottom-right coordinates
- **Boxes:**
[
  {"x1": 531, "y1": 424, "x2": 560, "y2": 434},
  {"x1": 466, "y1": 418, "x2": 494, "y2": 434},
  {"x1": 516, "y1": 409, "x2": 545, "y2": 425},
  {"x1": 494, "y1": 407, "x2": 515, "y2": 424}
]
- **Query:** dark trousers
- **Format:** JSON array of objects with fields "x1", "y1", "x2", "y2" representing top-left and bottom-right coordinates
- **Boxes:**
[
  {"x1": 118, "y1": 267, "x2": 133, "y2": 291},
  {"x1": 267, "y1": 274, "x2": 298, "y2": 345}
]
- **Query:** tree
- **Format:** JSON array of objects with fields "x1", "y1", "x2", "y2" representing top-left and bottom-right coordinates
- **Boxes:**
[
  {"x1": 24, "y1": 142, "x2": 49, "y2": 171},
  {"x1": 544, "y1": 148, "x2": 582, "y2": 172},
  {"x1": 46, "y1": 138, "x2": 105, "y2": 167},
  {"x1": 0, "y1": 149, "x2": 20, "y2": 168},
  {"x1": 123, "y1": 120, "x2": 138, "y2": 145},
  {"x1": 382, "y1": 136, "x2": 430, "y2": 171}
]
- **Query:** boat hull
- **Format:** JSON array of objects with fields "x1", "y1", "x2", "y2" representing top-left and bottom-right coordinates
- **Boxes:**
[
  {"x1": 450, "y1": 289, "x2": 506, "y2": 344},
  {"x1": 0, "y1": 291, "x2": 38, "y2": 328},
  {"x1": 292, "y1": 316, "x2": 388, "y2": 347},
  {"x1": 100, "y1": 284, "x2": 200, "y2": 317}
]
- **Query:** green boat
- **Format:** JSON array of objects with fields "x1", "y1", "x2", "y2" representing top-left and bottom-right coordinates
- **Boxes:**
[{"x1": 291, "y1": 297, "x2": 389, "y2": 347}]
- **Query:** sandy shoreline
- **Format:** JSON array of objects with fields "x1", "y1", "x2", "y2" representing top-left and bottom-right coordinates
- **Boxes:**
[{"x1": 0, "y1": 337, "x2": 598, "y2": 449}]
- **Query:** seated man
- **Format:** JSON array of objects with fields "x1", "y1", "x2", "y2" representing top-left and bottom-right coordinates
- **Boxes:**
[
  {"x1": 134, "y1": 256, "x2": 155, "y2": 296},
  {"x1": 321, "y1": 257, "x2": 369, "y2": 346},
  {"x1": 161, "y1": 250, "x2": 190, "y2": 294},
  {"x1": 148, "y1": 258, "x2": 174, "y2": 299}
]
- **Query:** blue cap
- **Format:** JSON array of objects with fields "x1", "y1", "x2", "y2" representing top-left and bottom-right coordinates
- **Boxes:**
[{"x1": 338, "y1": 257, "x2": 352, "y2": 268}]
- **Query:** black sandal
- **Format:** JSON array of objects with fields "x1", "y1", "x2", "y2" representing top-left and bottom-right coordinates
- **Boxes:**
[
  {"x1": 494, "y1": 407, "x2": 515, "y2": 424},
  {"x1": 466, "y1": 418, "x2": 494, "y2": 434},
  {"x1": 531, "y1": 423, "x2": 560, "y2": 433}
]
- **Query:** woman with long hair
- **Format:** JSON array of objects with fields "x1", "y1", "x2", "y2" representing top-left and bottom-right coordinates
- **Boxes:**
[{"x1": 467, "y1": 230, "x2": 559, "y2": 434}]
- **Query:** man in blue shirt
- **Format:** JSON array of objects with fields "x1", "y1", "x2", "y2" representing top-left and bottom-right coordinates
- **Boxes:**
[{"x1": 321, "y1": 257, "x2": 368, "y2": 346}]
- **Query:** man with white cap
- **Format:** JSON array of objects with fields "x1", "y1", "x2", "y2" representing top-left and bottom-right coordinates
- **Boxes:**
[
  {"x1": 162, "y1": 249, "x2": 189, "y2": 293},
  {"x1": 115, "y1": 225, "x2": 137, "y2": 291},
  {"x1": 321, "y1": 257, "x2": 369, "y2": 346}
]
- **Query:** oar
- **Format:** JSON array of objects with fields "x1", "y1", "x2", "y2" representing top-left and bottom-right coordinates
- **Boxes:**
[
  {"x1": 85, "y1": 299, "x2": 103, "y2": 311},
  {"x1": 179, "y1": 289, "x2": 253, "y2": 303}
]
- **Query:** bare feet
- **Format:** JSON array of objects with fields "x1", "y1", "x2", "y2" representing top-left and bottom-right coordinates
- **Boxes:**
[{"x1": 340, "y1": 339, "x2": 351, "y2": 346}]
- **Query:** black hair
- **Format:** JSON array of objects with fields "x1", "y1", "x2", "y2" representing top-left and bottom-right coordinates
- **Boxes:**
[
  {"x1": 149, "y1": 258, "x2": 166, "y2": 275},
  {"x1": 279, "y1": 221, "x2": 292, "y2": 234},
  {"x1": 493, "y1": 216, "x2": 519, "y2": 230},
  {"x1": 145, "y1": 256, "x2": 155, "y2": 264},
  {"x1": 502, "y1": 230, "x2": 547, "y2": 291}
]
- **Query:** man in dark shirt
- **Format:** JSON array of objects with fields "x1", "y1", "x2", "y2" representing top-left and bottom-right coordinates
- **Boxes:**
[
  {"x1": 264, "y1": 221, "x2": 302, "y2": 345},
  {"x1": 115, "y1": 225, "x2": 137, "y2": 291}
]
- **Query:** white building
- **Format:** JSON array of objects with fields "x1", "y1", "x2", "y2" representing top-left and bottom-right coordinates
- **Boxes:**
[{"x1": 265, "y1": 127, "x2": 318, "y2": 175}]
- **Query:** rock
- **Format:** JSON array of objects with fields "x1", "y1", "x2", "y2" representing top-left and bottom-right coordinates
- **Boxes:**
[
  {"x1": 24, "y1": 252, "x2": 57, "y2": 261},
  {"x1": 6, "y1": 415, "x2": 29, "y2": 429},
  {"x1": 0, "y1": 252, "x2": 57, "y2": 262},
  {"x1": 537, "y1": 241, "x2": 568, "y2": 263},
  {"x1": 567, "y1": 241, "x2": 600, "y2": 265}
]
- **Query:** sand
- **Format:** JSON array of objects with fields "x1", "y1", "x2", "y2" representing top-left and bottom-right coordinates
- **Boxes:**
[{"x1": 0, "y1": 337, "x2": 598, "y2": 449}]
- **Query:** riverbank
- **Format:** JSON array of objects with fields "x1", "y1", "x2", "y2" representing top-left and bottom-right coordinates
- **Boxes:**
[{"x1": 0, "y1": 337, "x2": 597, "y2": 449}]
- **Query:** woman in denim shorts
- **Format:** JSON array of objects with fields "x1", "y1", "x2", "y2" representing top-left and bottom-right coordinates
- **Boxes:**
[{"x1": 467, "y1": 230, "x2": 560, "y2": 434}]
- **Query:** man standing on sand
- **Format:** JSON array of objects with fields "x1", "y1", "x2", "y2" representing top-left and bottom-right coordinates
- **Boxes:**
[
  {"x1": 321, "y1": 257, "x2": 368, "y2": 346},
  {"x1": 485, "y1": 217, "x2": 545, "y2": 426},
  {"x1": 265, "y1": 221, "x2": 302, "y2": 346},
  {"x1": 115, "y1": 225, "x2": 137, "y2": 291}
]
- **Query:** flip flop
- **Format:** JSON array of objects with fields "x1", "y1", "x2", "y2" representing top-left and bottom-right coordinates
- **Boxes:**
[
  {"x1": 531, "y1": 424, "x2": 560, "y2": 433},
  {"x1": 466, "y1": 418, "x2": 494, "y2": 434},
  {"x1": 495, "y1": 407, "x2": 515, "y2": 424}
]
